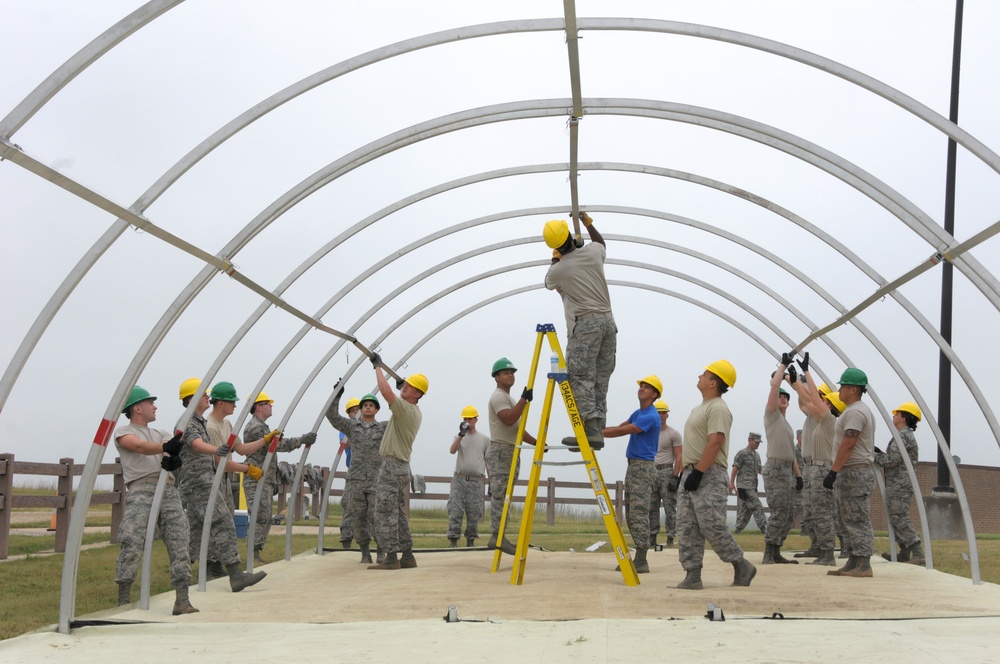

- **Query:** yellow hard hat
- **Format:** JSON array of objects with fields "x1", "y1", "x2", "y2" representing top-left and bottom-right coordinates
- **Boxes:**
[
  {"x1": 345, "y1": 397, "x2": 361, "y2": 412},
  {"x1": 252, "y1": 392, "x2": 273, "y2": 405},
  {"x1": 893, "y1": 401, "x2": 922, "y2": 422},
  {"x1": 705, "y1": 360, "x2": 737, "y2": 387},
  {"x1": 818, "y1": 383, "x2": 832, "y2": 396},
  {"x1": 654, "y1": 400, "x2": 670, "y2": 413},
  {"x1": 461, "y1": 405, "x2": 479, "y2": 418},
  {"x1": 637, "y1": 375, "x2": 663, "y2": 396},
  {"x1": 179, "y1": 377, "x2": 203, "y2": 401},
  {"x1": 824, "y1": 391, "x2": 846, "y2": 413},
  {"x1": 543, "y1": 219, "x2": 570, "y2": 249},
  {"x1": 405, "y1": 373, "x2": 429, "y2": 395}
]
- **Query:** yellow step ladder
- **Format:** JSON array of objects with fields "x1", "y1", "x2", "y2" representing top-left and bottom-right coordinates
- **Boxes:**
[{"x1": 490, "y1": 323, "x2": 638, "y2": 586}]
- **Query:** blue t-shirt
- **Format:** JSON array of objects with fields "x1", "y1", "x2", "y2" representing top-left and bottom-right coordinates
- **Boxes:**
[{"x1": 625, "y1": 404, "x2": 660, "y2": 460}]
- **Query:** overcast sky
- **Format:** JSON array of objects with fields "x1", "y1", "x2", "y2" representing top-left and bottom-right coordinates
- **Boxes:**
[{"x1": 2, "y1": 1, "x2": 999, "y2": 495}]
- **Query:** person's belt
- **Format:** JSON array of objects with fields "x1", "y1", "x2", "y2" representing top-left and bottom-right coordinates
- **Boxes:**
[
  {"x1": 655, "y1": 463, "x2": 673, "y2": 470},
  {"x1": 126, "y1": 475, "x2": 160, "y2": 490},
  {"x1": 768, "y1": 459, "x2": 794, "y2": 467},
  {"x1": 454, "y1": 472, "x2": 484, "y2": 481},
  {"x1": 575, "y1": 311, "x2": 614, "y2": 321},
  {"x1": 805, "y1": 460, "x2": 831, "y2": 466}
]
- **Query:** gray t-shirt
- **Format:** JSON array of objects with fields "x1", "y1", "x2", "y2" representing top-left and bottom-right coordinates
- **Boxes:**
[
  {"x1": 453, "y1": 430, "x2": 489, "y2": 476},
  {"x1": 488, "y1": 387, "x2": 520, "y2": 446},
  {"x1": 835, "y1": 400, "x2": 876, "y2": 466},
  {"x1": 763, "y1": 408, "x2": 795, "y2": 462},
  {"x1": 544, "y1": 242, "x2": 611, "y2": 336},
  {"x1": 114, "y1": 423, "x2": 170, "y2": 483},
  {"x1": 653, "y1": 425, "x2": 682, "y2": 466}
]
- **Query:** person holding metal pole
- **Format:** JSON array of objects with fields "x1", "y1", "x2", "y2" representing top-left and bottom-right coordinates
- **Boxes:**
[
  {"x1": 648, "y1": 399, "x2": 682, "y2": 548},
  {"x1": 761, "y1": 355, "x2": 804, "y2": 564},
  {"x1": 875, "y1": 402, "x2": 924, "y2": 565},
  {"x1": 543, "y1": 211, "x2": 616, "y2": 450},
  {"x1": 337, "y1": 397, "x2": 360, "y2": 550},
  {"x1": 675, "y1": 360, "x2": 756, "y2": 590},
  {"x1": 825, "y1": 368, "x2": 878, "y2": 578},
  {"x1": 366, "y1": 354, "x2": 427, "y2": 570},
  {"x1": 177, "y1": 379, "x2": 268, "y2": 591},
  {"x1": 326, "y1": 391, "x2": 387, "y2": 565},
  {"x1": 242, "y1": 391, "x2": 316, "y2": 565},
  {"x1": 113, "y1": 386, "x2": 197, "y2": 614},
  {"x1": 446, "y1": 406, "x2": 489, "y2": 548}
]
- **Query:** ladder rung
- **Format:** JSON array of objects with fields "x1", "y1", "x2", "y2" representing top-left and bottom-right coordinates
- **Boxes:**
[{"x1": 533, "y1": 460, "x2": 590, "y2": 467}]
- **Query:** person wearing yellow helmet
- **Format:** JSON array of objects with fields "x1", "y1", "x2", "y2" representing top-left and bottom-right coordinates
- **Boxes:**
[
  {"x1": 788, "y1": 352, "x2": 840, "y2": 566},
  {"x1": 113, "y1": 386, "x2": 197, "y2": 615},
  {"x1": 649, "y1": 399, "x2": 683, "y2": 549},
  {"x1": 336, "y1": 397, "x2": 362, "y2": 551},
  {"x1": 177, "y1": 379, "x2": 267, "y2": 592},
  {"x1": 242, "y1": 392, "x2": 318, "y2": 565},
  {"x1": 325, "y1": 388, "x2": 389, "y2": 565},
  {"x1": 825, "y1": 368, "x2": 878, "y2": 579},
  {"x1": 761, "y1": 353, "x2": 805, "y2": 565},
  {"x1": 675, "y1": 360, "x2": 756, "y2": 590},
  {"x1": 447, "y1": 405, "x2": 489, "y2": 548},
  {"x1": 601, "y1": 377, "x2": 663, "y2": 573},
  {"x1": 544, "y1": 211, "x2": 616, "y2": 448},
  {"x1": 874, "y1": 402, "x2": 924, "y2": 565},
  {"x1": 367, "y1": 352, "x2": 426, "y2": 570}
]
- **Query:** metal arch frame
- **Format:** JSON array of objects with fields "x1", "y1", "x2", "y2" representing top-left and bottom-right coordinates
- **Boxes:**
[
  {"x1": 6, "y1": 13, "x2": 992, "y2": 628},
  {"x1": 8, "y1": 13, "x2": 1000, "y2": 418}
]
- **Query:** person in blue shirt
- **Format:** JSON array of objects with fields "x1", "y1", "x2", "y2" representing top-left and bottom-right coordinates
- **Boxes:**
[{"x1": 602, "y1": 375, "x2": 663, "y2": 573}]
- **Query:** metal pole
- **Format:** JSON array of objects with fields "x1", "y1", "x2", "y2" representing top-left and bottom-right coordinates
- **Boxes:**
[{"x1": 936, "y1": 0, "x2": 963, "y2": 492}]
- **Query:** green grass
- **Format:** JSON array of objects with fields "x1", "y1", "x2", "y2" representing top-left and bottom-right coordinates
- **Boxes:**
[{"x1": 3, "y1": 506, "x2": 998, "y2": 642}]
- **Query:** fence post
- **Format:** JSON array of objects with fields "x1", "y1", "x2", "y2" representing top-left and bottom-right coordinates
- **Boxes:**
[
  {"x1": 546, "y1": 477, "x2": 556, "y2": 526},
  {"x1": 613, "y1": 480, "x2": 624, "y2": 523},
  {"x1": 55, "y1": 457, "x2": 73, "y2": 553},
  {"x1": 277, "y1": 488, "x2": 287, "y2": 519},
  {"x1": 110, "y1": 457, "x2": 124, "y2": 543},
  {"x1": 0, "y1": 454, "x2": 13, "y2": 559},
  {"x1": 293, "y1": 485, "x2": 304, "y2": 521}
]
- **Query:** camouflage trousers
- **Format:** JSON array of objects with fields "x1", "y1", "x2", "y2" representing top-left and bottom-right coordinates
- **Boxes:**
[
  {"x1": 624, "y1": 460, "x2": 655, "y2": 549},
  {"x1": 565, "y1": 314, "x2": 617, "y2": 424},
  {"x1": 834, "y1": 465, "x2": 875, "y2": 557},
  {"x1": 803, "y1": 463, "x2": 837, "y2": 549},
  {"x1": 886, "y1": 486, "x2": 920, "y2": 547},
  {"x1": 486, "y1": 442, "x2": 520, "y2": 535},
  {"x1": 347, "y1": 477, "x2": 377, "y2": 547},
  {"x1": 447, "y1": 475, "x2": 485, "y2": 540},
  {"x1": 734, "y1": 488, "x2": 768, "y2": 533},
  {"x1": 340, "y1": 484, "x2": 353, "y2": 542},
  {"x1": 793, "y1": 480, "x2": 804, "y2": 531},
  {"x1": 241, "y1": 475, "x2": 277, "y2": 551},
  {"x1": 116, "y1": 478, "x2": 191, "y2": 585},
  {"x1": 763, "y1": 460, "x2": 795, "y2": 545},
  {"x1": 677, "y1": 465, "x2": 745, "y2": 570},
  {"x1": 373, "y1": 457, "x2": 412, "y2": 555},
  {"x1": 182, "y1": 482, "x2": 241, "y2": 566},
  {"x1": 649, "y1": 466, "x2": 678, "y2": 538}
]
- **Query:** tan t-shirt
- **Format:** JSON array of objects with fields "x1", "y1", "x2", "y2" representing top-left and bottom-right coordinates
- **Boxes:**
[
  {"x1": 763, "y1": 408, "x2": 795, "y2": 462},
  {"x1": 207, "y1": 415, "x2": 237, "y2": 449},
  {"x1": 544, "y1": 242, "x2": 611, "y2": 336},
  {"x1": 454, "y1": 430, "x2": 489, "y2": 476},
  {"x1": 488, "y1": 387, "x2": 520, "y2": 446},
  {"x1": 653, "y1": 425, "x2": 682, "y2": 466},
  {"x1": 380, "y1": 397, "x2": 421, "y2": 463},
  {"x1": 682, "y1": 397, "x2": 732, "y2": 469},
  {"x1": 811, "y1": 414, "x2": 836, "y2": 463},
  {"x1": 834, "y1": 400, "x2": 876, "y2": 466},
  {"x1": 114, "y1": 423, "x2": 171, "y2": 483}
]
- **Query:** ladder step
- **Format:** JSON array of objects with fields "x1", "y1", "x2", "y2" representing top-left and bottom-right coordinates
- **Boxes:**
[{"x1": 533, "y1": 460, "x2": 590, "y2": 467}]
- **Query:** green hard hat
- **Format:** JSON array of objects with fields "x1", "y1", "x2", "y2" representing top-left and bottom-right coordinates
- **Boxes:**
[
  {"x1": 491, "y1": 357, "x2": 517, "y2": 376},
  {"x1": 359, "y1": 393, "x2": 380, "y2": 410},
  {"x1": 123, "y1": 386, "x2": 156, "y2": 413},
  {"x1": 839, "y1": 368, "x2": 868, "y2": 387},
  {"x1": 210, "y1": 381, "x2": 240, "y2": 402},
  {"x1": 778, "y1": 387, "x2": 790, "y2": 397}
]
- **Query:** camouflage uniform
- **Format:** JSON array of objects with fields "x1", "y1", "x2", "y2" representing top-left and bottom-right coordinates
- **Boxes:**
[
  {"x1": 874, "y1": 427, "x2": 920, "y2": 547},
  {"x1": 803, "y1": 414, "x2": 837, "y2": 551},
  {"x1": 762, "y1": 460, "x2": 796, "y2": 545},
  {"x1": 649, "y1": 425, "x2": 681, "y2": 540},
  {"x1": 678, "y1": 465, "x2": 744, "y2": 569},
  {"x1": 732, "y1": 447, "x2": 767, "y2": 532},
  {"x1": 447, "y1": 429, "x2": 488, "y2": 541},
  {"x1": 373, "y1": 456, "x2": 412, "y2": 555},
  {"x1": 793, "y1": 442, "x2": 805, "y2": 532},
  {"x1": 179, "y1": 412, "x2": 240, "y2": 566},
  {"x1": 241, "y1": 415, "x2": 306, "y2": 552},
  {"x1": 115, "y1": 424, "x2": 191, "y2": 587},
  {"x1": 564, "y1": 314, "x2": 617, "y2": 426},
  {"x1": 833, "y1": 465, "x2": 875, "y2": 557},
  {"x1": 325, "y1": 401, "x2": 388, "y2": 549},
  {"x1": 485, "y1": 443, "x2": 518, "y2": 534},
  {"x1": 625, "y1": 460, "x2": 655, "y2": 549}
]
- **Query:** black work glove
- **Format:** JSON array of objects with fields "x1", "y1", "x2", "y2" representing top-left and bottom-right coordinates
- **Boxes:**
[
  {"x1": 216, "y1": 444, "x2": 230, "y2": 457},
  {"x1": 823, "y1": 470, "x2": 838, "y2": 489},
  {"x1": 667, "y1": 475, "x2": 680, "y2": 492},
  {"x1": 874, "y1": 446, "x2": 883, "y2": 455},
  {"x1": 786, "y1": 364, "x2": 798, "y2": 384},
  {"x1": 334, "y1": 385, "x2": 345, "y2": 402},
  {"x1": 161, "y1": 455, "x2": 182, "y2": 472},
  {"x1": 301, "y1": 432, "x2": 317, "y2": 446},
  {"x1": 521, "y1": 387, "x2": 533, "y2": 402},
  {"x1": 797, "y1": 351, "x2": 810, "y2": 373},
  {"x1": 486, "y1": 484, "x2": 491, "y2": 497},
  {"x1": 458, "y1": 422, "x2": 470, "y2": 437},
  {"x1": 369, "y1": 351, "x2": 381, "y2": 368},
  {"x1": 683, "y1": 469, "x2": 704, "y2": 492},
  {"x1": 162, "y1": 431, "x2": 183, "y2": 456},
  {"x1": 796, "y1": 476, "x2": 804, "y2": 491},
  {"x1": 780, "y1": 352, "x2": 792, "y2": 367}
]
